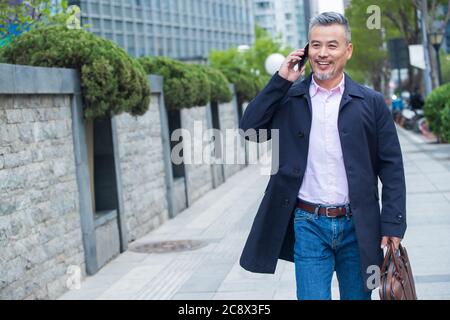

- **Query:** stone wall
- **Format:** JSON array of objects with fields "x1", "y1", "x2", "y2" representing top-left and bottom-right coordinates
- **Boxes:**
[
  {"x1": 181, "y1": 105, "x2": 214, "y2": 205},
  {"x1": 0, "y1": 94, "x2": 84, "y2": 299},
  {"x1": 218, "y1": 100, "x2": 244, "y2": 179},
  {"x1": 0, "y1": 63, "x2": 246, "y2": 300},
  {"x1": 114, "y1": 93, "x2": 169, "y2": 242}
]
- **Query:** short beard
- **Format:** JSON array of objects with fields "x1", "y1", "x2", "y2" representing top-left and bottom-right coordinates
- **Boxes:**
[{"x1": 314, "y1": 70, "x2": 335, "y2": 81}]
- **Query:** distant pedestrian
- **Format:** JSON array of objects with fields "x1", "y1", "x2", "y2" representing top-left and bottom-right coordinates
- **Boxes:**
[{"x1": 410, "y1": 87, "x2": 424, "y2": 111}]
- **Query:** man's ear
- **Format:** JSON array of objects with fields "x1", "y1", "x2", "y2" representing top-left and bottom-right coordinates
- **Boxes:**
[{"x1": 346, "y1": 42, "x2": 353, "y2": 60}]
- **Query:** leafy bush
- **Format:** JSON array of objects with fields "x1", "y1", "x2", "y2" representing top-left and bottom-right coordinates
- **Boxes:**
[
  {"x1": 139, "y1": 56, "x2": 216, "y2": 110},
  {"x1": 187, "y1": 63, "x2": 211, "y2": 107},
  {"x1": 0, "y1": 25, "x2": 150, "y2": 119},
  {"x1": 424, "y1": 83, "x2": 450, "y2": 139},
  {"x1": 439, "y1": 103, "x2": 450, "y2": 143},
  {"x1": 218, "y1": 66, "x2": 260, "y2": 103},
  {"x1": 198, "y1": 65, "x2": 232, "y2": 103}
]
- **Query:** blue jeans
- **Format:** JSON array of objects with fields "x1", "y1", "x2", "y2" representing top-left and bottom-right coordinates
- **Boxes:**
[{"x1": 293, "y1": 204, "x2": 372, "y2": 300}]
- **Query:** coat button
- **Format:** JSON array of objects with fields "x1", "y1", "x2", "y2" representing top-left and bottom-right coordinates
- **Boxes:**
[
  {"x1": 298, "y1": 131, "x2": 305, "y2": 138},
  {"x1": 397, "y1": 214, "x2": 403, "y2": 220},
  {"x1": 283, "y1": 198, "x2": 290, "y2": 206},
  {"x1": 293, "y1": 168, "x2": 300, "y2": 174}
]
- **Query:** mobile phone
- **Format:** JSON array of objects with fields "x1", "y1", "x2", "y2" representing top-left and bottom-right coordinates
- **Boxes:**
[{"x1": 297, "y1": 43, "x2": 309, "y2": 70}]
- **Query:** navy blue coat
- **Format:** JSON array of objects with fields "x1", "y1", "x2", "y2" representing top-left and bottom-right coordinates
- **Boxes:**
[{"x1": 239, "y1": 72, "x2": 407, "y2": 287}]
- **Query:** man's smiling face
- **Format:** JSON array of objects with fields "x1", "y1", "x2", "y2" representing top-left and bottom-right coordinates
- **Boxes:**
[{"x1": 308, "y1": 24, "x2": 353, "y2": 82}]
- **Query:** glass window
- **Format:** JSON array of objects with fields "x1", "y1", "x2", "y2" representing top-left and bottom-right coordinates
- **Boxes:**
[
  {"x1": 126, "y1": 22, "x2": 133, "y2": 31},
  {"x1": 114, "y1": 6, "x2": 122, "y2": 16},
  {"x1": 91, "y1": 18, "x2": 100, "y2": 29},
  {"x1": 91, "y1": 2, "x2": 100, "y2": 14},
  {"x1": 136, "y1": 8, "x2": 143, "y2": 19},
  {"x1": 102, "y1": 4, "x2": 111, "y2": 16},
  {"x1": 116, "y1": 34, "x2": 124, "y2": 46},
  {"x1": 115, "y1": 20, "x2": 123, "y2": 30},
  {"x1": 104, "y1": 19, "x2": 112, "y2": 29}
]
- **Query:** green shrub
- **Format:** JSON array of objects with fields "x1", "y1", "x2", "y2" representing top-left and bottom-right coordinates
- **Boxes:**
[
  {"x1": 218, "y1": 66, "x2": 260, "y2": 103},
  {"x1": 138, "y1": 56, "x2": 214, "y2": 110},
  {"x1": 187, "y1": 64, "x2": 211, "y2": 107},
  {"x1": 0, "y1": 25, "x2": 150, "y2": 120},
  {"x1": 198, "y1": 65, "x2": 232, "y2": 103},
  {"x1": 424, "y1": 83, "x2": 450, "y2": 138},
  {"x1": 439, "y1": 103, "x2": 450, "y2": 143}
]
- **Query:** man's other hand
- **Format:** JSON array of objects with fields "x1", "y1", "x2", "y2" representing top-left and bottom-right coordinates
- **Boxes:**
[{"x1": 381, "y1": 236, "x2": 402, "y2": 250}]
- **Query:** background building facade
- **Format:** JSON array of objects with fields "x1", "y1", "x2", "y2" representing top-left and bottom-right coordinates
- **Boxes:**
[
  {"x1": 68, "y1": 0, "x2": 255, "y2": 60},
  {"x1": 253, "y1": 0, "x2": 309, "y2": 49}
]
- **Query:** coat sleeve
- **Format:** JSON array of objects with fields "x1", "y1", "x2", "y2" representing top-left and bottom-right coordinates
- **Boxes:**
[
  {"x1": 375, "y1": 93, "x2": 407, "y2": 238},
  {"x1": 239, "y1": 72, "x2": 293, "y2": 142}
]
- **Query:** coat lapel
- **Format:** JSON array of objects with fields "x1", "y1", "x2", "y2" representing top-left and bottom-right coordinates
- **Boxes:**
[
  {"x1": 286, "y1": 72, "x2": 364, "y2": 136},
  {"x1": 339, "y1": 73, "x2": 364, "y2": 113}
]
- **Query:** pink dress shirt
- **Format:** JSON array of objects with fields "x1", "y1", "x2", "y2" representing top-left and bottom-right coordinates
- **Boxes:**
[{"x1": 297, "y1": 74, "x2": 350, "y2": 206}]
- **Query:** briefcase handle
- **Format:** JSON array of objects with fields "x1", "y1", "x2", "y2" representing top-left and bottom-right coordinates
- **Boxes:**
[{"x1": 380, "y1": 240, "x2": 403, "y2": 276}]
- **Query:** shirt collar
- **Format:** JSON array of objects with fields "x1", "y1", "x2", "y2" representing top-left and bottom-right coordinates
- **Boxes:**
[{"x1": 309, "y1": 73, "x2": 345, "y2": 97}]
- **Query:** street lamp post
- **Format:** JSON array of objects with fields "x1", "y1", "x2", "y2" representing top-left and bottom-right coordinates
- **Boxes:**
[{"x1": 429, "y1": 31, "x2": 444, "y2": 86}]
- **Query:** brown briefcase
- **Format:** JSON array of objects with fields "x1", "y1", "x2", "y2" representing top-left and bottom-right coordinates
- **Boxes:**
[{"x1": 379, "y1": 241, "x2": 418, "y2": 300}]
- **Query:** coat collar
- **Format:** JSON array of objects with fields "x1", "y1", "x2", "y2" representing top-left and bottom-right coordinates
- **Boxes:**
[
  {"x1": 288, "y1": 72, "x2": 364, "y2": 99},
  {"x1": 287, "y1": 72, "x2": 364, "y2": 115}
]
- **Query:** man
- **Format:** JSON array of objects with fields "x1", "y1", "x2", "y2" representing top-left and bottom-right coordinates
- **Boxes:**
[{"x1": 239, "y1": 12, "x2": 406, "y2": 300}]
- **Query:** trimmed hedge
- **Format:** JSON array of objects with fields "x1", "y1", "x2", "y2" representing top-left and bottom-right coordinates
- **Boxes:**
[
  {"x1": 424, "y1": 83, "x2": 450, "y2": 140},
  {"x1": 218, "y1": 66, "x2": 260, "y2": 103},
  {"x1": 188, "y1": 63, "x2": 211, "y2": 107},
  {"x1": 440, "y1": 104, "x2": 450, "y2": 143},
  {"x1": 198, "y1": 65, "x2": 232, "y2": 103},
  {"x1": 0, "y1": 25, "x2": 151, "y2": 120},
  {"x1": 139, "y1": 56, "x2": 209, "y2": 110}
]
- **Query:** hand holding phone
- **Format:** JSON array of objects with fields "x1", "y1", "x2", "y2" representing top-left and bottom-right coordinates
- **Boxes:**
[
  {"x1": 297, "y1": 43, "x2": 309, "y2": 70},
  {"x1": 278, "y1": 43, "x2": 308, "y2": 82}
]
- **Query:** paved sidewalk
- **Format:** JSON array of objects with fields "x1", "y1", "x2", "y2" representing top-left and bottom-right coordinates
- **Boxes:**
[{"x1": 60, "y1": 125, "x2": 450, "y2": 300}]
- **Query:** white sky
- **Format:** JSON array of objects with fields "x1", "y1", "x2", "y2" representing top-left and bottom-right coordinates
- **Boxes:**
[{"x1": 317, "y1": 0, "x2": 345, "y2": 14}]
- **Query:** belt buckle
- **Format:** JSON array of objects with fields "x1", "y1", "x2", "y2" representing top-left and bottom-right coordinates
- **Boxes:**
[{"x1": 325, "y1": 206, "x2": 337, "y2": 218}]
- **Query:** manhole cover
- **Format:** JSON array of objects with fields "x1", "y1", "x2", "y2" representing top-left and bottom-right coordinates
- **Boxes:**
[{"x1": 130, "y1": 240, "x2": 208, "y2": 254}]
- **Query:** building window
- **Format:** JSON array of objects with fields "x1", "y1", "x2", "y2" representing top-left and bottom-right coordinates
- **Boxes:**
[
  {"x1": 91, "y1": 2, "x2": 100, "y2": 14},
  {"x1": 102, "y1": 4, "x2": 111, "y2": 16},
  {"x1": 256, "y1": 2, "x2": 271, "y2": 10},
  {"x1": 115, "y1": 20, "x2": 123, "y2": 30},
  {"x1": 114, "y1": 6, "x2": 122, "y2": 16},
  {"x1": 104, "y1": 19, "x2": 112, "y2": 30}
]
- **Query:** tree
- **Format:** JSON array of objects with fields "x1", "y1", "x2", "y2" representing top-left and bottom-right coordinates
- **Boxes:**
[
  {"x1": 441, "y1": 50, "x2": 450, "y2": 84},
  {"x1": 0, "y1": 0, "x2": 74, "y2": 47},
  {"x1": 243, "y1": 25, "x2": 292, "y2": 78},
  {"x1": 412, "y1": 0, "x2": 450, "y2": 88},
  {"x1": 345, "y1": 1, "x2": 389, "y2": 92}
]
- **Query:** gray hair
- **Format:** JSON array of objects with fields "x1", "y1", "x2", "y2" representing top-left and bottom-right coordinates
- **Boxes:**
[{"x1": 309, "y1": 12, "x2": 351, "y2": 42}]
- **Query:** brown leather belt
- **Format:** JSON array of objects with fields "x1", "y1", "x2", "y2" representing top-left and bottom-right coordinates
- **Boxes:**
[{"x1": 296, "y1": 199, "x2": 352, "y2": 218}]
